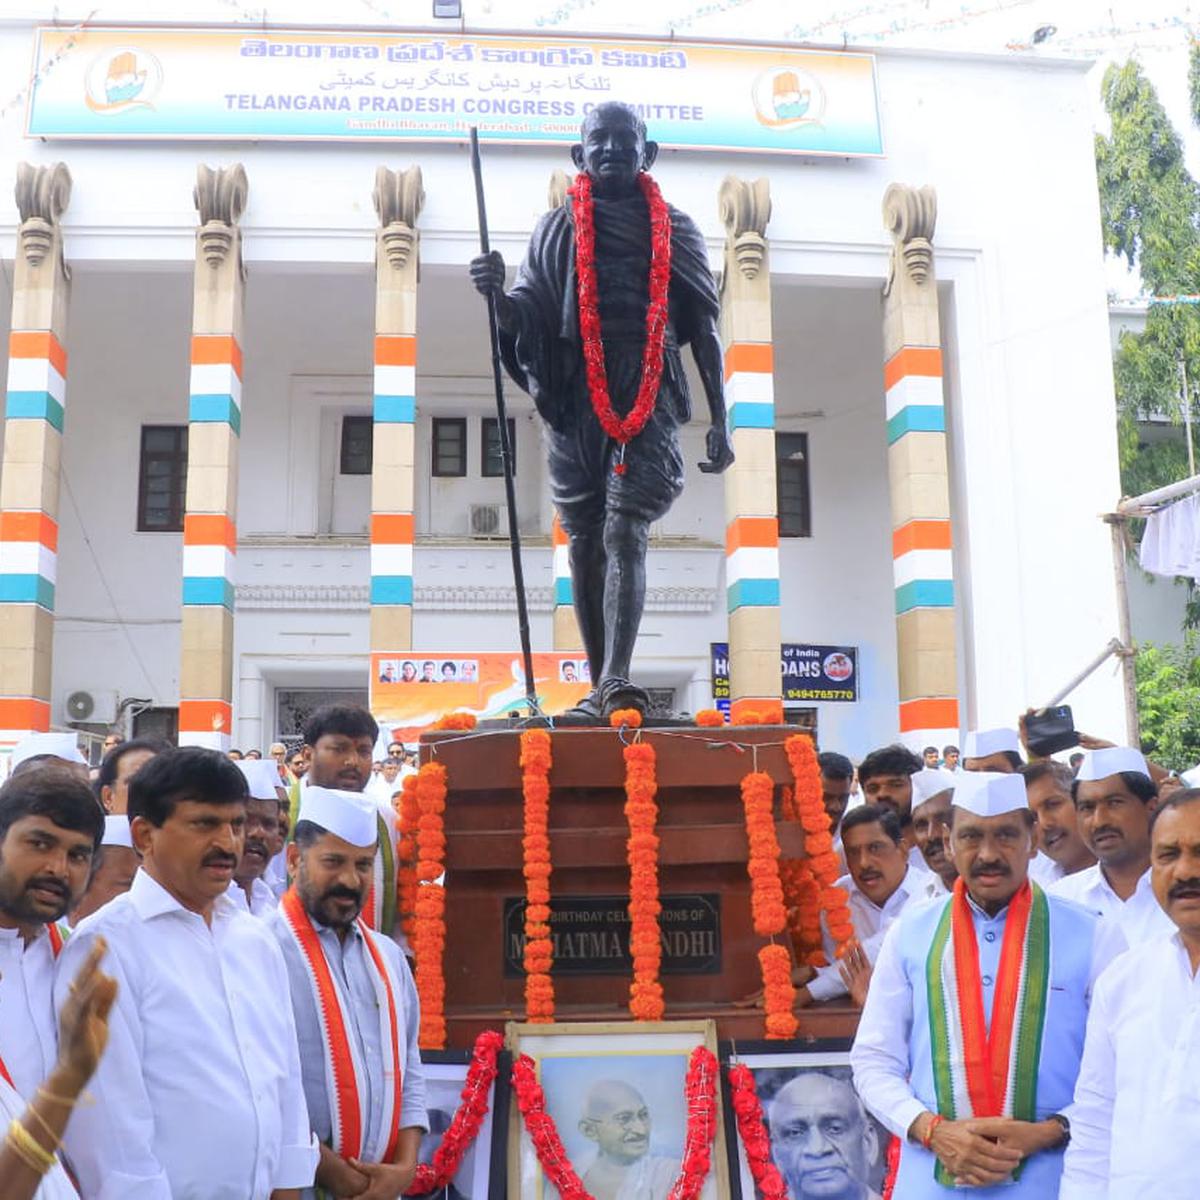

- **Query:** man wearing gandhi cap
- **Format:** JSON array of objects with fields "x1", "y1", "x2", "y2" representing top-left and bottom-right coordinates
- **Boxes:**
[
  {"x1": 851, "y1": 772, "x2": 1124, "y2": 1198},
  {"x1": 269, "y1": 786, "x2": 427, "y2": 1200},
  {"x1": 962, "y1": 728, "x2": 1023, "y2": 774},
  {"x1": 68, "y1": 814, "x2": 138, "y2": 928},
  {"x1": 1050, "y1": 746, "x2": 1175, "y2": 942}
]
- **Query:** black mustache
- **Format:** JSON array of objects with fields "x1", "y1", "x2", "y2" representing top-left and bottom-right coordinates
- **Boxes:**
[
  {"x1": 242, "y1": 839, "x2": 269, "y2": 857},
  {"x1": 323, "y1": 887, "x2": 363, "y2": 903},
  {"x1": 1168, "y1": 879, "x2": 1200, "y2": 899},
  {"x1": 970, "y1": 862, "x2": 1010, "y2": 877},
  {"x1": 1092, "y1": 827, "x2": 1122, "y2": 840},
  {"x1": 27, "y1": 877, "x2": 66, "y2": 898},
  {"x1": 202, "y1": 852, "x2": 238, "y2": 869}
]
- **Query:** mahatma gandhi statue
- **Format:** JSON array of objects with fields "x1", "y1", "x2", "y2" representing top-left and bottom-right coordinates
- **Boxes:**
[{"x1": 469, "y1": 101, "x2": 734, "y2": 719}]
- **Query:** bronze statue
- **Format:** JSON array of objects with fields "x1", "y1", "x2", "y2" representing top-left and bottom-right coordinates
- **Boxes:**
[{"x1": 470, "y1": 102, "x2": 734, "y2": 717}]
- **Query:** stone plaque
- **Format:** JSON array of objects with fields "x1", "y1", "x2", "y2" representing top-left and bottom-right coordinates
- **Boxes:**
[{"x1": 503, "y1": 893, "x2": 722, "y2": 977}]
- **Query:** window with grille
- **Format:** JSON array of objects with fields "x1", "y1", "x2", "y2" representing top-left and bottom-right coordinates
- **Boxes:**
[
  {"x1": 776, "y1": 432, "x2": 812, "y2": 538},
  {"x1": 339, "y1": 414, "x2": 374, "y2": 475},
  {"x1": 481, "y1": 417, "x2": 516, "y2": 477},
  {"x1": 432, "y1": 417, "x2": 468, "y2": 478},
  {"x1": 137, "y1": 426, "x2": 188, "y2": 532}
]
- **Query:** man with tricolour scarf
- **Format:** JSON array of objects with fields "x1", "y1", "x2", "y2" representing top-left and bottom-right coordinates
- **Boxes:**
[{"x1": 850, "y1": 771, "x2": 1124, "y2": 1197}]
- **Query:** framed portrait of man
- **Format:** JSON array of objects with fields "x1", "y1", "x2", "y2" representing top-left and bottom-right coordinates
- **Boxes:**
[
  {"x1": 721, "y1": 1040, "x2": 888, "y2": 1200},
  {"x1": 418, "y1": 1049, "x2": 509, "y2": 1200},
  {"x1": 507, "y1": 1020, "x2": 729, "y2": 1200}
]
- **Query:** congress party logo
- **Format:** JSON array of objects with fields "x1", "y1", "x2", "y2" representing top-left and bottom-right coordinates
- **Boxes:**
[
  {"x1": 84, "y1": 46, "x2": 162, "y2": 114},
  {"x1": 752, "y1": 66, "x2": 825, "y2": 128}
]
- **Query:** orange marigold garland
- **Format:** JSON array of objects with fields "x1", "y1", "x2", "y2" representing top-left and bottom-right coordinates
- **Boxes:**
[
  {"x1": 431, "y1": 711, "x2": 478, "y2": 731},
  {"x1": 519, "y1": 729, "x2": 555, "y2": 1023},
  {"x1": 785, "y1": 734, "x2": 856, "y2": 958},
  {"x1": 759, "y1": 944, "x2": 799, "y2": 1040},
  {"x1": 694, "y1": 708, "x2": 726, "y2": 727},
  {"x1": 414, "y1": 761, "x2": 448, "y2": 1049},
  {"x1": 612, "y1": 712, "x2": 664, "y2": 1021},
  {"x1": 396, "y1": 772, "x2": 420, "y2": 943}
]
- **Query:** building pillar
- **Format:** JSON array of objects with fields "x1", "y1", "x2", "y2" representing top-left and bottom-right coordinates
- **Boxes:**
[
  {"x1": 178, "y1": 164, "x2": 247, "y2": 752},
  {"x1": 881, "y1": 184, "x2": 958, "y2": 750},
  {"x1": 0, "y1": 164, "x2": 71, "y2": 744},
  {"x1": 718, "y1": 177, "x2": 782, "y2": 724},
  {"x1": 370, "y1": 167, "x2": 423, "y2": 665}
]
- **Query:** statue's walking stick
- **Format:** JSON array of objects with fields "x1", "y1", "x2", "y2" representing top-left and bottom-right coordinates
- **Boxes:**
[{"x1": 469, "y1": 126, "x2": 539, "y2": 719}]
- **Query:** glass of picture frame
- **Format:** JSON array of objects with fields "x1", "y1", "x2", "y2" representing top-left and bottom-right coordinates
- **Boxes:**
[
  {"x1": 721, "y1": 1037, "x2": 891, "y2": 1200},
  {"x1": 418, "y1": 1048, "x2": 510, "y2": 1200},
  {"x1": 506, "y1": 1019, "x2": 729, "y2": 1200}
]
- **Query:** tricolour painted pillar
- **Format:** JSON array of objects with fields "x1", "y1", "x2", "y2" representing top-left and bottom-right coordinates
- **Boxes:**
[
  {"x1": 0, "y1": 164, "x2": 71, "y2": 745},
  {"x1": 178, "y1": 164, "x2": 247, "y2": 752},
  {"x1": 881, "y1": 184, "x2": 958, "y2": 750},
  {"x1": 718, "y1": 177, "x2": 782, "y2": 724},
  {"x1": 370, "y1": 167, "x2": 423, "y2": 664},
  {"x1": 551, "y1": 514, "x2": 582, "y2": 651}
]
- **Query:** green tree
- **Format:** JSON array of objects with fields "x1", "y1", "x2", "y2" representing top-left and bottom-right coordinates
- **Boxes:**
[{"x1": 1135, "y1": 637, "x2": 1200, "y2": 770}]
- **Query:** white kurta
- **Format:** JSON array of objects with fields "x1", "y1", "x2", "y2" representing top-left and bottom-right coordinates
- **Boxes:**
[
  {"x1": 0, "y1": 1076, "x2": 78, "y2": 1199},
  {"x1": 227, "y1": 876, "x2": 279, "y2": 918},
  {"x1": 0, "y1": 924, "x2": 59, "y2": 1099},
  {"x1": 807, "y1": 867, "x2": 941, "y2": 1003},
  {"x1": 1050, "y1": 863, "x2": 1175, "y2": 942},
  {"x1": 1060, "y1": 931, "x2": 1200, "y2": 1199},
  {"x1": 1028, "y1": 849, "x2": 1064, "y2": 886},
  {"x1": 54, "y1": 869, "x2": 318, "y2": 1199}
]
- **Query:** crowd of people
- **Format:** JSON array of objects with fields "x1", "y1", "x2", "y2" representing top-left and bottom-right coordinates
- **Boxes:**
[{"x1": 0, "y1": 707, "x2": 1195, "y2": 1198}]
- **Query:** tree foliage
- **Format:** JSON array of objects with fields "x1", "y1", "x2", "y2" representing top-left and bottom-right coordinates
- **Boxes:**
[{"x1": 1135, "y1": 637, "x2": 1200, "y2": 770}]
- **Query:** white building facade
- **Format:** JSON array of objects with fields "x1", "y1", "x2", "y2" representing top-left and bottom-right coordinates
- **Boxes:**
[{"x1": 0, "y1": 13, "x2": 1126, "y2": 758}]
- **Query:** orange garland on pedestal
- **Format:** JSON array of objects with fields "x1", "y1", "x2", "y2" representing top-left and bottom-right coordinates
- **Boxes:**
[
  {"x1": 431, "y1": 712, "x2": 478, "y2": 731},
  {"x1": 740, "y1": 769, "x2": 798, "y2": 1039},
  {"x1": 785, "y1": 734, "x2": 856, "y2": 957},
  {"x1": 414, "y1": 761, "x2": 448, "y2": 1049},
  {"x1": 694, "y1": 708, "x2": 726, "y2": 726},
  {"x1": 519, "y1": 729, "x2": 555, "y2": 1023},
  {"x1": 396, "y1": 772, "x2": 419, "y2": 943}
]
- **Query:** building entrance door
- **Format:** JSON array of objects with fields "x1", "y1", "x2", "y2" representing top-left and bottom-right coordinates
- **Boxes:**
[{"x1": 275, "y1": 687, "x2": 370, "y2": 744}]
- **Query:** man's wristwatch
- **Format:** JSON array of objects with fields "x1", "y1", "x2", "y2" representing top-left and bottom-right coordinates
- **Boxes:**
[{"x1": 1049, "y1": 1114, "x2": 1071, "y2": 1148}]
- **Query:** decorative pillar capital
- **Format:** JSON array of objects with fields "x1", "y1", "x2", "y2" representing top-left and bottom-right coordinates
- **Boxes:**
[
  {"x1": 883, "y1": 183, "x2": 937, "y2": 295},
  {"x1": 15, "y1": 161, "x2": 71, "y2": 274},
  {"x1": 548, "y1": 169, "x2": 571, "y2": 210},
  {"x1": 718, "y1": 176, "x2": 771, "y2": 280},
  {"x1": 194, "y1": 163, "x2": 248, "y2": 272},
  {"x1": 373, "y1": 165, "x2": 424, "y2": 271}
]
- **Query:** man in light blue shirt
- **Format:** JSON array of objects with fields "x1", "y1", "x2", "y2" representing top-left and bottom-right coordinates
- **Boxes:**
[
  {"x1": 851, "y1": 771, "x2": 1123, "y2": 1198},
  {"x1": 269, "y1": 785, "x2": 427, "y2": 1200}
]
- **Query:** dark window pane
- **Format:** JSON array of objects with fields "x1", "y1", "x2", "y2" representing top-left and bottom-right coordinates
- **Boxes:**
[
  {"x1": 340, "y1": 415, "x2": 374, "y2": 475},
  {"x1": 432, "y1": 418, "x2": 467, "y2": 478},
  {"x1": 137, "y1": 425, "x2": 188, "y2": 532},
  {"x1": 481, "y1": 417, "x2": 516, "y2": 477},
  {"x1": 776, "y1": 432, "x2": 811, "y2": 539}
]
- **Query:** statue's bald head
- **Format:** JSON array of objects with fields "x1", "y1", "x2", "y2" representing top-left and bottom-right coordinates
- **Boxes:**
[
  {"x1": 580, "y1": 101, "x2": 647, "y2": 145},
  {"x1": 584, "y1": 1079, "x2": 645, "y2": 1120},
  {"x1": 579, "y1": 1079, "x2": 652, "y2": 1165},
  {"x1": 572, "y1": 102, "x2": 658, "y2": 192}
]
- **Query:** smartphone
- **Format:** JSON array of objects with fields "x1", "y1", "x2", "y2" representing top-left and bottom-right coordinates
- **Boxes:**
[{"x1": 1024, "y1": 705, "x2": 1076, "y2": 757}]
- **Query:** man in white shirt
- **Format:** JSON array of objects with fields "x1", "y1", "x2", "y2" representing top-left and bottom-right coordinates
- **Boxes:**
[
  {"x1": 0, "y1": 767, "x2": 102, "y2": 1098},
  {"x1": 855, "y1": 744, "x2": 930, "y2": 879},
  {"x1": 231, "y1": 759, "x2": 284, "y2": 917},
  {"x1": 798, "y1": 805, "x2": 941, "y2": 1009},
  {"x1": 1060, "y1": 787, "x2": 1200, "y2": 1199},
  {"x1": 1050, "y1": 746, "x2": 1175, "y2": 943},
  {"x1": 55, "y1": 746, "x2": 318, "y2": 1199},
  {"x1": 270, "y1": 785, "x2": 426, "y2": 1199},
  {"x1": 1020, "y1": 760, "x2": 1094, "y2": 884},
  {"x1": 850, "y1": 772, "x2": 1120, "y2": 1198},
  {"x1": 909, "y1": 768, "x2": 957, "y2": 893},
  {"x1": 69, "y1": 813, "x2": 138, "y2": 927}
]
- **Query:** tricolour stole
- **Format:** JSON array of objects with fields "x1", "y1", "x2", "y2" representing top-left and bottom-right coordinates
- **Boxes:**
[
  {"x1": 279, "y1": 888, "x2": 403, "y2": 1165},
  {"x1": 925, "y1": 878, "x2": 1050, "y2": 1185},
  {"x1": 361, "y1": 811, "x2": 397, "y2": 936}
]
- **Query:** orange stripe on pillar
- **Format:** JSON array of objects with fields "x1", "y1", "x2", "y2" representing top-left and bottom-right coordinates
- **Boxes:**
[
  {"x1": 370, "y1": 512, "x2": 415, "y2": 543},
  {"x1": 883, "y1": 345, "x2": 942, "y2": 392},
  {"x1": 725, "y1": 516, "x2": 779, "y2": 555},
  {"x1": 9, "y1": 330, "x2": 68, "y2": 377},
  {"x1": 892, "y1": 518, "x2": 953, "y2": 557},
  {"x1": 183, "y1": 513, "x2": 238, "y2": 550},
  {"x1": 190, "y1": 334, "x2": 244, "y2": 378},
  {"x1": 723, "y1": 342, "x2": 774, "y2": 380},
  {"x1": 374, "y1": 335, "x2": 418, "y2": 367},
  {"x1": 899, "y1": 697, "x2": 960, "y2": 733},
  {"x1": 0, "y1": 511, "x2": 58, "y2": 551}
]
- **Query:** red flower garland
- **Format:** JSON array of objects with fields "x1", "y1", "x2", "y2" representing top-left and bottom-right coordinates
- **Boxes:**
[
  {"x1": 727, "y1": 1063, "x2": 789, "y2": 1200},
  {"x1": 569, "y1": 170, "x2": 672, "y2": 461},
  {"x1": 404, "y1": 1030, "x2": 504, "y2": 1197},
  {"x1": 520, "y1": 729, "x2": 555, "y2": 1022},
  {"x1": 414, "y1": 761, "x2": 448, "y2": 1049},
  {"x1": 396, "y1": 772, "x2": 420, "y2": 943},
  {"x1": 620, "y1": 723, "x2": 664, "y2": 1021},
  {"x1": 512, "y1": 1046, "x2": 718, "y2": 1200}
]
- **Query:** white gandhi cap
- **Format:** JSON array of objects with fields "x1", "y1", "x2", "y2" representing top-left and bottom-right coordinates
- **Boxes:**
[
  {"x1": 962, "y1": 728, "x2": 1020, "y2": 759},
  {"x1": 298, "y1": 786, "x2": 379, "y2": 848},
  {"x1": 951, "y1": 770, "x2": 1029, "y2": 818},
  {"x1": 1074, "y1": 746, "x2": 1151, "y2": 783},
  {"x1": 102, "y1": 814, "x2": 133, "y2": 849},
  {"x1": 11, "y1": 732, "x2": 87, "y2": 768},
  {"x1": 911, "y1": 768, "x2": 956, "y2": 806},
  {"x1": 237, "y1": 758, "x2": 284, "y2": 801}
]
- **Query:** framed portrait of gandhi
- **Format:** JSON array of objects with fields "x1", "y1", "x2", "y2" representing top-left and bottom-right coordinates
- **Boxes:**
[
  {"x1": 720, "y1": 1040, "x2": 889, "y2": 1200},
  {"x1": 506, "y1": 1020, "x2": 729, "y2": 1200}
]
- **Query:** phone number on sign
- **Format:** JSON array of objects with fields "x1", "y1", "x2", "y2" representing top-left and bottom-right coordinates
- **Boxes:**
[{"x1": 785, "y1": 688, "x2": 856, "y2": 701}]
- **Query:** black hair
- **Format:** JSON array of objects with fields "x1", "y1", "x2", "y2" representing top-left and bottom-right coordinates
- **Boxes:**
[
  {"x1": 127, "y1": 747, "x2": 248, "y2": 827},
  {"x1": 96, "y1": 737, "x2": 170, "y2": 793},
  {"x1": 839, "y1": 804, "x2": 903, "y2": 846},
  {"x1": 301, "y1": 705, "x2": 379, "y2": 748},
  {"x1": 1020, "y1": 760, "x2": 1073, "y2": 791},
  {"x1": 857, "y1": 744, "x2": 922, "y2": 785},
  {"x1": 942, "y1": 744, "x2": 959, "y2": 755},
  {"x1": 0, "y1": 766, "x2": 104, "y2": 849},
  {"x1": 1071, "y1": 770, "x2": 1158, "y2": 805},
  {"x1": 292, "y1": 819, "x2": 321, "y2": 849},
  {"x1": 923, "y1": 745, "x2": 938, "y2": 755},
  {"x1": 1150, "y1": 786, "x2": 1200, "y2": 831},
  {"x1": 11, "y1": 754, "x2": 76, "y2": 779},
  {"x1": 817, "y1": 751, "x2": 853, "y2": 782}
]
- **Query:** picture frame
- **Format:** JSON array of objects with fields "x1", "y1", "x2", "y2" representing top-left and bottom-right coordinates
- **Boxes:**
[
  {"x1": 506, "y1": 1019, "x2": 729, "y2": 1200},
  {"x1": 418, "y1": 1047, "x2": 510, "y2": 1200},
  {"x1": 719, "y1": 1038, "x2": 890, "y2": 1200}
]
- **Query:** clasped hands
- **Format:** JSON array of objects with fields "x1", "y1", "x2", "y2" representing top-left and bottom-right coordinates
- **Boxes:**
[
  {"x1": 322, "y1": 1154, "x2": 417, "y2": 1200},
  {"x1": 913, "y1": 1112, "x2": 1063, "y2": 1189}
]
